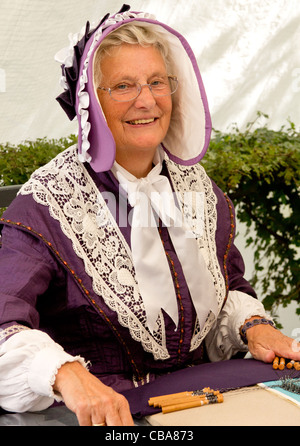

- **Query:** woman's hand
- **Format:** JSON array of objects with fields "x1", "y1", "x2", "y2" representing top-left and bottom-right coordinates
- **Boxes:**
[
  {"x1": 243, "y1": 317, "x2": 300, "y2": 363},
  {"x1": 53, "y1": 361, "x2": 134, "y2": 426}
]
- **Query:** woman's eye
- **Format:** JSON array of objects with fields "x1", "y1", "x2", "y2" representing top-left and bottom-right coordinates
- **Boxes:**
[
  {"x1": 116, "y1": 83, "x2": 130, "y2": 91},
  {"x1": 151, "y1": 80, "x2": 162, "y2": 86},
  {"x1": 150, "y1": 78, "x2": 167, "y2": 89}
]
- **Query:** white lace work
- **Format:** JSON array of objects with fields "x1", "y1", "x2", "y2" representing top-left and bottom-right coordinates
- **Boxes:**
[
  {"x1": 165, "y1": 158, "x2": 226, "y2": 351},
  {"x1": 19, "y1": 145, "x2": 225, "y2": 359}
]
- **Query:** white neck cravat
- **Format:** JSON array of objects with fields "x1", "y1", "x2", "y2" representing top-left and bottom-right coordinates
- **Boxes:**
[{"x1": 111, "y1": 147, "x2": 218, "y2": 333}]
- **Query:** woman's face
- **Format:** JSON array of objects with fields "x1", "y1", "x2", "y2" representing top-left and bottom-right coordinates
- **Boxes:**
[{"x1": 97, "y1": 44, "x2": 172, "y2": 165}]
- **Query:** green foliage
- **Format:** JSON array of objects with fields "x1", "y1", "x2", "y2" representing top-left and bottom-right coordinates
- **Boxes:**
[
  {"x1": 201, "y1": 112, "x2": 300, "y2": 321},
  {"x1": 0, "y1": 135, "x2": 77, "y2": 217},
  {"x1": 0, "y1": 114, "x2": 299, "y2": 320},
  {"x1": 0, "y1": 135, "x2": 77, "y2": 187}
]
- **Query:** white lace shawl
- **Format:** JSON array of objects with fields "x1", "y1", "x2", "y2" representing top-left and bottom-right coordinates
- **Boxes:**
[{"x1": 19, "y1": 145, "x2": 225, "y2": 360}]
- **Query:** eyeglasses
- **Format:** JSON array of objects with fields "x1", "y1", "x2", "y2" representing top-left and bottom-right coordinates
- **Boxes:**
[{"x1": 98, "y1": 75, "x2": 178, "y2": 102}]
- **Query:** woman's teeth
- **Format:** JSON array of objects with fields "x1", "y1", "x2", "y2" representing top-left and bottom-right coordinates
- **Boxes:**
[{"x1": 128, "y1": 118, "x2": 155, "y2": 125}]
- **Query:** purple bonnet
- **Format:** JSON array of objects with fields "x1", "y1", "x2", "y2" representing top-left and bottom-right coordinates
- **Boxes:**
[{"x1": 55, "y1": 4, "x2": 211, "y2": 172}]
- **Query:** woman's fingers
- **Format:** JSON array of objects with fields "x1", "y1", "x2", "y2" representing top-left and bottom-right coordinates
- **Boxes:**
[
  {"x1": 247, "y1": 324, "x2": 300, "y2": 363},
  {"x1": 53, "y1": 361, "x2": 134, "y2": 426}
]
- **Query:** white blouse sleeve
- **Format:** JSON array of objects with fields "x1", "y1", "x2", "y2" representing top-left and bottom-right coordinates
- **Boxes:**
[
  {"x1": 0, "y1": 328, "x2": 87, "y2": 413},
  {"x1": 205, "y1": 290, "x2": 271, "y2": 362}
]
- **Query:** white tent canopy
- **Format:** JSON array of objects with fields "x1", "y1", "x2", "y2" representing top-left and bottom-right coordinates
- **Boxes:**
[{"x1": 1, "y1": 0, "x2": 299, "y2": 144}]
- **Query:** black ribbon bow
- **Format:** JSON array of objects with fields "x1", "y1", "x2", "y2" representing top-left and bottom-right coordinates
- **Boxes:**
[{"x1": 56, "y1": 4, "x2": 131, "y2": 120}]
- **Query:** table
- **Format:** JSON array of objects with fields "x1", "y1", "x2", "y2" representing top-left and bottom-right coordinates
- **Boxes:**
[
  {"x1": 0, "y1": 405, "x2": 78, "y2": 426},
  {"x1": 146, "y1": 385, "x2": 300, "y2": 426}
]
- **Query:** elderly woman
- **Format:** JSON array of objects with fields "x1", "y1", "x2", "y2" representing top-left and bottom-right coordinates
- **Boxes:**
[{"x1": 0, "y1": 5, "x2": 299, "y2": 426}]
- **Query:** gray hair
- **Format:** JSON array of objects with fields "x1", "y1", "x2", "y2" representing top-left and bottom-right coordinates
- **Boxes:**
[{"x1": 94, "y1": 23, "x2": 171, "y2": 87}]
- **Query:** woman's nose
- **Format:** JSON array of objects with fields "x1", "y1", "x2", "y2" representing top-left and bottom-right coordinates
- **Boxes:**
[{"x1": 133, "y1": 84, "x2": 156, "y2": 109}]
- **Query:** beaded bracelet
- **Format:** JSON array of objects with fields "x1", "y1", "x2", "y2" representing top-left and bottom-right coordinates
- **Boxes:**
[{"x1": 240, "y1": 318, "x2": 276, "y2": 344}]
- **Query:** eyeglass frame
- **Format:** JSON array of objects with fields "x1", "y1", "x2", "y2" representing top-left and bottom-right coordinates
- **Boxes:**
[{"x1": 97, "y1": 74, "x2": 178, "y2": 102}]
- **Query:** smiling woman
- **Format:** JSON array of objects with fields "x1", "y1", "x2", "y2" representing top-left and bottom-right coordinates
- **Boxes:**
[
  {"x1": 97, "y1": 43, "x2": 173, "y2": 178},
  {"x1": 0, "y1": 5, "x2": 299, "y2": 427},
  {"x1": 93, "y1": 23, "x2": 177, "y2": 178}
]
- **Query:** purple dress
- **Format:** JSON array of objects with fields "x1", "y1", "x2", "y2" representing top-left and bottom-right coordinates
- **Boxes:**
[
  {"x1": 0, "y1": 156, "x2": 255, "y2": 393},
  {"x1": 0, "y1": 8, "x2": 256, "y2": 395}
]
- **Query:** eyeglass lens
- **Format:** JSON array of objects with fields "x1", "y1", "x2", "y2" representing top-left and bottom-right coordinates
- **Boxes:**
[{"x1": 110, "y1": 76, "x2": 178, "y2": 102}]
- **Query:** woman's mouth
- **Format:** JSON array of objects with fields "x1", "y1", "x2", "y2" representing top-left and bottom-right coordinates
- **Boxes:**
[{"x1": 126, "y1": 118, "x2": 157, "y2": 125}]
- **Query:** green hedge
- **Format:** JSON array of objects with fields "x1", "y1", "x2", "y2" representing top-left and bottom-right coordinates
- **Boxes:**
[
  {"x1": 0, "y1": 113, "x2": 299, "y2": 321},
  {"x1": 201, "y1": 112, "x2": 299, "y2": 323},
  {"x1": 0, "y1": 135, "x2": 77, "y2": 186}
]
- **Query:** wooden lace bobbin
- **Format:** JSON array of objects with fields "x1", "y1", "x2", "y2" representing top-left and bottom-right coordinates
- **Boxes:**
[
  {"x1": 286, "y1": 360, "x2": 295, "y2": 369},
  {"x1": 294, "y1": 361, "x2": 300, "y2": 371},
  {"x1": 148, "y1": 388, "x2": 213, "y2": 407},
  {"x1": 273, "y1": 357, "x2": 279, "y2": 370},
  {"x1": 279, "y1": 357, "x2": 286, "y2": 370},
  {"x1": 161, "y1": 394, "x2": 224, "y2": 414},
  {"x1": 151, "y1": 391, "x2": 220, "y2": 408},
  {"x1": 153, "y1": 392, "x2": 220, "y2": 408}
]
